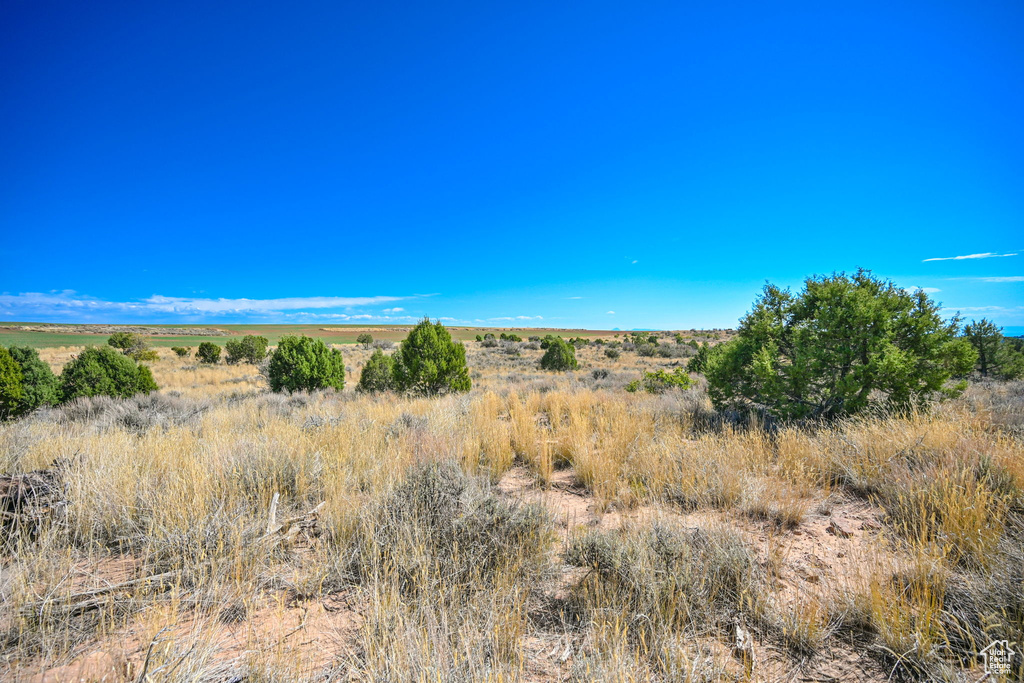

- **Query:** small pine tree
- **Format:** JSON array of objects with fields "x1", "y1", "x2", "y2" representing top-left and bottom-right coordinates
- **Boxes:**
[
  {"x1": 963, "y1": 319, "x2": 1002, "y2": 377},
  {"x1": 540, "y1": 337, "x2": 578, "y2": 371},
  {"x1": 392, "y1": 318, "x2": 471, "y2": 396},
  {"x1": 0, "y1": 347, "x2": 25, "y2": 420},
  {"x1": 267, "y1": 336, "x2": 345, "y2": 393},
  {"x1": 197, "y1": 342, "x2": 221, "y2": 364},
  {"x1": 171, "y1": 346, "x2": 191, "y2": 358},
  {"x1": 687, "y1": 343, "x2": 711, "y2": 373},
  {"x1": 357, "y1": 349, "x2": 396, "y2": 393},
  {"x1": 59, "y1": 346, "x2": 158, "y2": 402},
  {"x1": 225, "y1": 335, "x2": 269, "y2": 364},
  {"x1": 356, "y1": 333, "x2": 373, "y2": 348},
  {"x1": 8, "y1": 346, "x2": 59, "y2": 415}
]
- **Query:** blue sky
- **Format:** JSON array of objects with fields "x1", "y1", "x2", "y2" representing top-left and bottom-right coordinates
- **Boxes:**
[{"x1": 1, "y1": 1, "x2": 1022, "y2": 331}]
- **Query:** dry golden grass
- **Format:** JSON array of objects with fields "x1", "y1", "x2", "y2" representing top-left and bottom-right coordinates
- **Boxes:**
[{"x1": 1, "y1": 339, "x2": 1021, "y2": 681}]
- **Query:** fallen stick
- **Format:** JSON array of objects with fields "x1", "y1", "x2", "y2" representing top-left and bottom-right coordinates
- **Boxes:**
[{"x1": 20, "y1": 571, "x2": 178, "y2": 618}]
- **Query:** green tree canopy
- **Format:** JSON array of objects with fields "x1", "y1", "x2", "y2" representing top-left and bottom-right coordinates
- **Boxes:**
[
  {"x1": 196, "y1": 342, "x2": 221, "y2": 364},
  {"x1": 705, "y1": 270, "x2": 977, "y2": 420},
  {"x1": 60, "y1": 346, "x2": 159, "y2": 402},
  {"x1": 107, "y1": 331, "x2": 157, "y2": 361},
  {"x1": 540, "y1": 337, "x2": 578, "y2": 372},
  {"x1": 225, "y1": 335, "x2": 269, "y2": 364},
  {"x1": 0, "y1": 347, "x2": 25, "y2": 420},
  {"x1": 392, "y1": 319, "x2": 471, "y2": 396},
  {"x1": 267, "y1": 336, "x2": 345, "y2": 393},
  {"x1": 357, "y1": 349, "x2": 397, "y2": 393},
  {"x1": 963, "y1": 318, "x2": 1024, "y2": 380},
  {"x1": 8, "y1": 346, "x2": 60, "y2": 415}
]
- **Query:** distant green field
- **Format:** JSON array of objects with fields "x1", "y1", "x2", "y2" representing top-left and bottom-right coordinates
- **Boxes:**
[{"x1": 0, "y1": 323, "x2": 624, "y2": 349}]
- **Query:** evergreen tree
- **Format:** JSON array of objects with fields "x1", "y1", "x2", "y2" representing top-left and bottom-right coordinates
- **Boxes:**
[
  {"x1": 0, "y1": 347, "x2": 25, "y2": 420},
  {"x1": 197, "y1": 342, "x2": 221, "y2": 364},
  {"x1": 267, "y1": 336, "x2": 345, "y2": 393},
  {"x1": 540, "y1": 337, "x2": 578, "y2": 371},
  {"x1": 963, "y1": 319, "x2": 1002, "y2": 377},
  {"x1": 705, "y1": 270, "x2": 976, "y2": 420},
  {"x1": 392, "y1": 318, "x2": 471, "y2": 396},
  {"x1": 225, "y1": 335, "x2": 269, "y2": 364},
  {"x1": 357, "y1": 349, "x2": 396, "y2": 393},
  {"x1": 60, "y1": 346, "x2": 159, "y2": 402},
  {"x1": 8, "y1": 346, "x2": 59, "y2": 414}
]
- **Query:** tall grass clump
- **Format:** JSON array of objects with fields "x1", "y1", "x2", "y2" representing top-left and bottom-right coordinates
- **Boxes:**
[
  {"x1": 346, "y1": 461, "x2": 555, "y2": 677},
  {"x1": 565, "y1": 521, "x2": 762, "y2": 677}
]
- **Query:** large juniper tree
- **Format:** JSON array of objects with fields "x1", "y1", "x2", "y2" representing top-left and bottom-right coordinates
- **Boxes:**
[{"x1": 705, "y1": 269, "x2": 976, "y2": 420}]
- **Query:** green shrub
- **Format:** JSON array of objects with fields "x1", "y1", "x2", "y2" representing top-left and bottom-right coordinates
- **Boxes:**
[
  {"x1": 267, "y1": 336, "x2": 345, "y2": 393},
  {"x1": 539, "y1": 335, "x2": 559, "y2": 349},
  {"x1": 0, "y1": 348, "x2": 25, "y2": 420},
  {"x1": 224, "y1": 335, "x2": 268, "y2": 364},
  {"x1": 171, "y1": 346, "x2": 191, "y2": 358},
  {"x1": 357, "y1": 349, "x2": 396, "y2": 393},
  {"x1": 106, "y1": 331, "x2": 137, "y2": 351},
  {"x1": 8, "y1": 346, "x2": 59, "y2": 415},
  {"x1": 540, "y1": 337, "x2": 578, "y2": 371},
  {"x1": 60, "y1": 346, "x2": 158, "y2": 402},
  {"x1": 706, "y1": 270, "x2": 977, "y2": 420},
  {"x1": 605, "y1": 348, "x2": 620, "y2": 360},
  {"x1": 196, "y1": 342, "x2": 221, "y2": 364},
  {"x1": 687, "y1": 342, "x2": 711, "y2": 373},
  {"x1": 483, "y1": 333, "x2": 496, "y2": 341},
  {"x1": 356, "y1": 333, "x2": 373, "y2": 348},
  {"x1": 107, "y1": 332, "x2": 157, "y2": 361},
  {"x1": 625, "y1": 367, "x2": 694, "y2": 394},
  {"x1": 392, "y1": 318, "x2": 471, "y2": 396},
  {"x1": 636, "y1": 343, "x2": 657, "y2": 357},
  {"x1": 475, "y1": 335, "x2": 483, "y2": 342},
  {"x1": 528, "y1": 336, "x2": 540, "y2": 343},
  {"x1": 505, "y1": 333, "x2": 523, "y2": 342}
]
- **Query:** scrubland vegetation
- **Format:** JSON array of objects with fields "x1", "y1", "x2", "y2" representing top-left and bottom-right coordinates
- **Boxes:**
[{"x1": 1, "y1": 277, "x2": 1022, "y2": 682}]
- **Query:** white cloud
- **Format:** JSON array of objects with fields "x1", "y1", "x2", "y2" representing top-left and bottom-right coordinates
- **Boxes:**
[
  {"x1": 487, "y1": 315, "x2": 543, "y2": 322},
  {"x1": 606, "y1": 310, "x2": 615, "y2": 314},
  {"x1": 631, "y1": 260, "x2": 638, "y2": 264},
  {"x1": 905, "y1": 287, "x2": 941, "y2": 294},
  {"x1": 382, "y1": 307, "x2": 405, "y2": 313},
  {"x1": 923, "y1": 252, "x2": 1017, "y2": 262},
  {"x1": 979, "y1": 276, "x2": 1024, "y2": 283},
  {"x1": 143, "y1": 294, "x2": 403, "y2": 313},
  {"x1": 565, "y1": 296, "x2": 583, "y2": 300},
  {"x1": 0, "y1": 290, "x2": 412, "y2": 320},
  {"x1": 942, "y1": 305, "x2": 1021, "y2": 313}
]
